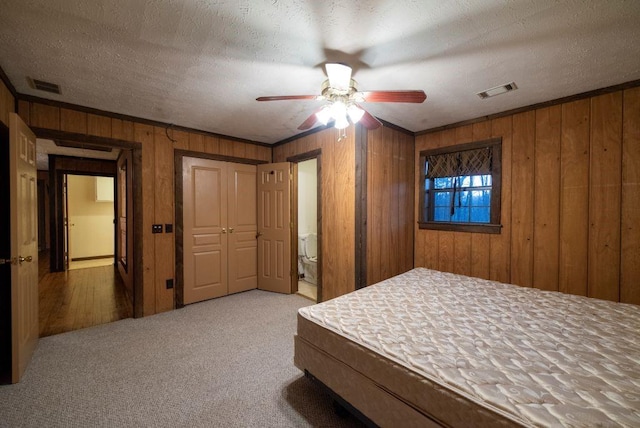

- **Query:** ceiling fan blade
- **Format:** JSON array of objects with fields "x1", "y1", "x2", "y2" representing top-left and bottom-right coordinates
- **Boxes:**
[
  {"x1": 325, "y1": 63, "x2": 352, "y2": 90},
  {"x1": 256, "y1": 95, "x2": 319, "y2": 101},
  {"x1": 358, "y1": 90, "x2": 427, "y2": 103},
  {"x1": 359, "y1": 109, "x2": 382, "y2": 130},
  {"x1": 297, "y1": 109, "x2": 322, "y2": 130}
]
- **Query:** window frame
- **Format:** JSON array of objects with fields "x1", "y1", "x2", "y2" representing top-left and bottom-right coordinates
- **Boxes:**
[{"x1": 418, "y1": 138, "x2": 502, "y2": 234}]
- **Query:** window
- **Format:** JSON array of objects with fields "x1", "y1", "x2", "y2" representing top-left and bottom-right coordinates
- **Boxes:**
[{"x1": 419, "y1": 138, "x2": 502, "y2": 234}]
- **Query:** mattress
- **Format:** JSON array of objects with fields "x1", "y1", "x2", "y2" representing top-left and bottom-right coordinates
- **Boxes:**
[{"x1": 295, "y1": 268, "x2": 640, "y2": 427}]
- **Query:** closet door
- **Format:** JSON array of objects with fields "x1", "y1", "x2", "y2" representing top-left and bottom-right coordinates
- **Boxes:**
[
  {"x1": 183, "y1": 157, "x2": 228, "y2": 304},
  {"x1": 227, "y1": 164, "x2": 257, "y2": 294}
]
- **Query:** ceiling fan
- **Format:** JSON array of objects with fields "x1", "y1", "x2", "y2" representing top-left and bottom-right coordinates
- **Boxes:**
[{"x1": 256, "y1": 63, "x2": 426, "y2": 131}]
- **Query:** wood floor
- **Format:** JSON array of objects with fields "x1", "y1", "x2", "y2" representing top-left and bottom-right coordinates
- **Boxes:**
[{"x1": 38, "y1": 251, "x2": 133, "y2": 337}]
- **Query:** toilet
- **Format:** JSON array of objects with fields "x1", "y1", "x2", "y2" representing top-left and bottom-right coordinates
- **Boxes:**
[{"x1": 298, "y1": 233, "x2": 318, "y2": 285}]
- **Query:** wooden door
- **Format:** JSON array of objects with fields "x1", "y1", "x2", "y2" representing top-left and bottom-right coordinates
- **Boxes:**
[
  {"x1": 257, "y1": 163, "x2": 292, "y2": 294},
  {"x1": 9, "y1": 113, "x2": 38, "y2": 383},
  {"x1": 227, "y1": 164, "x2": 258, "y2": 294},
  {"x1": 183, "y1": 157, "x2": 228, "y2": 304}
]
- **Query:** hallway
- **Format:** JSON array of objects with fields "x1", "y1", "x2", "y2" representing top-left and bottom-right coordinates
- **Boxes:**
[{"x1": 38, "y1": 251, "x2": 133, "y2": 337}]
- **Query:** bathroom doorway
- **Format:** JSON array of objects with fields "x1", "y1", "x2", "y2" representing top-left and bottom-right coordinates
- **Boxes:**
[
  {"x1": 290, "y1": 151, "x2": 322, "y2": 302},
  {"x1": 297, "y1": 158, "x2": 317, "y2": 301}
]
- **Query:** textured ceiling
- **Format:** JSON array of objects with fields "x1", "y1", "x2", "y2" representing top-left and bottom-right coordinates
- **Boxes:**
[{"x1": 1, "y1": 0, "x2": 639, "y2": 144}]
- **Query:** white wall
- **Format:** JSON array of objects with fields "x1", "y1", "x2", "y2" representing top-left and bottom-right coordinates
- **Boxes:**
[
  {"x1": 67, "y1": 175, "x2": 114, "y2": 259},
  {"x1": 298, "y1": 159, "x2": 317, "y2": 234}
]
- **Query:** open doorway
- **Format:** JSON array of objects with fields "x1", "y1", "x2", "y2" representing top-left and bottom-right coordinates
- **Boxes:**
[
  {"x1": 36, "y1": 140, "x2": 134, "y2": 336},
  {"x1": 297, "y1": 159, "x2": 318, "y2": 301},
  {"x1": 65, "y1": 174, "x2": 115, "y2": 270},
  {"x1": 290, "y1": 151, "x2": 322, "y2": 302}
]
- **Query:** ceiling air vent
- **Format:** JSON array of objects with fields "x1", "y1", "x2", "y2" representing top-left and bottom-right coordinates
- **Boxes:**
[
  {"x1": 477, "y1": 82, "x2": 517, "y2": 99},
  {"x1": 28, "y1": 77, "x2": 61, "y2": 94}
]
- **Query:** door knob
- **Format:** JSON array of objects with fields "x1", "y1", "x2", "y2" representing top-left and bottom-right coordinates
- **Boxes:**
[
  {"x1": 222, "y1": 228, "x2": 226, "y2": 234},
  {"x1": 18, "y1": 256, "x2": 33, "y2": 264},
  {"x1": 229, "y1": 228, "x2": 234, "y2": 233}
]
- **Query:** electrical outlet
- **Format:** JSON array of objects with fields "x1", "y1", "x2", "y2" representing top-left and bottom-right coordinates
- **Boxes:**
[
  {"x1": 166, "y1": 279, "x2": 174, "y2": 289},
  {"x1": 165, "y1": 224, "x2": 173, "y2": 233},
  {"x1": 152, "y1": 224, "x2": 163, "y2": 234}
]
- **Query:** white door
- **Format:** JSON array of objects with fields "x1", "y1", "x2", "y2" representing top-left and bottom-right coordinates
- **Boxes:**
[
  {"x1": 9, "y1": 112, "x2": 39, "y2": 383},
  {"x1": 257, "y1": 163, "x2": 292, "y2": 294}
]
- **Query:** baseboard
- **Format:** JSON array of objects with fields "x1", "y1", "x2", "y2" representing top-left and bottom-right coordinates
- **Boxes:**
[{"x1": 71, "y1": 255, "x2": 114, "y2": 262}]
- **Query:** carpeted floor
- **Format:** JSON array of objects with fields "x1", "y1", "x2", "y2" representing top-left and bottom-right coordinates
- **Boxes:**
[{"x1": 0, "y1": 290, "x2": 365, "y2": 427}]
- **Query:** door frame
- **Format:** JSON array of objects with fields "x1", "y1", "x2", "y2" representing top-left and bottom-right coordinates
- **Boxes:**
[
  {"x1": 173, "y1": 149, "x2": 267, "y2": 308},
  {"x1": 287, "y1": 149, "x2": 323, "y2": 302},
  {"x1": 62, "y1": 171, "x2": 116, "y2": 266},
  {"x1": 51, "y1": 159, "x2": 117, "y2": 271},
  {"x1": 62, "y1": 173, "x2": 69, "y2": 270},
  {"x1": 116, "y1": 151, "x2": 134, "y2": 298},
  {"x1": 30, "y1": 128, "x2": 144, "y2": 318}
]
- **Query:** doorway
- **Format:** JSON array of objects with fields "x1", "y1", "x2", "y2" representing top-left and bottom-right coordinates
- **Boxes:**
[
  {"x1": 296, "y1": 158, "x2": 318, "y2": 301},
  {"x1": 65, "y1": 174, "x2": 115, "y2": 270},
  {"x1": 289, "y1": 150, "x2": 322, "y2": 302},
  {"x1": 35, "y1": 140, "x2": 138, "y2": 336}
]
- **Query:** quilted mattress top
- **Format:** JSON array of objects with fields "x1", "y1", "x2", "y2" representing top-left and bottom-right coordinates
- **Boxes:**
[{"x1": 298, "y1": 268, "x2": 640, "y2": 427}]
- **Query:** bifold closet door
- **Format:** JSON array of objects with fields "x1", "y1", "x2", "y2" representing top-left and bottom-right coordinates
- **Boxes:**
[
  {"x1": 183, "y1": 158, "x2": 228, "y2": 304},
  {"x1": 227, "y1": 164, "x2": 258, "y2": 294}
]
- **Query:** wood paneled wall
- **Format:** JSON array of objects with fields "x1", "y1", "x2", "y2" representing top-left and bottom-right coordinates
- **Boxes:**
[
  {"x1": 366, "y1": 126, "x2": 414, "y2": 285},
  {"x1": 17, "y1": 99, "x2": 271, "y2": 315},
  {"x1": 273, "y1": 127, "x2": 356, "y2": 300},
  {"x1": 415, "y1": 87, "x2": 640, "y2": 305},
  {"x1": 0, "y1": 80, "x2": 14, "y2": 126},
  {"x1": 274, "y1": 124, "x2": 415, "y2": 298}
]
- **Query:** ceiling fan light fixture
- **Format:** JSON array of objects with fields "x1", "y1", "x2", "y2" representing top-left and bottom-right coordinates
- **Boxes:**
[
  {"x1": 334, "y1": 115, "x2": 350, "y2": 130},
  {"x1": 329, "y1": 100, "x2": 347, "y2": 118},
  {"x1": 258, "y1": 62, "x2": 423, "y2": 133},
  {"x1": 327, "y1": 101, "x2": 352, "y2": 129},
  {"x1": 316, "y1": 106, "x2": 332, "y2": 125},
  {"x1": 326, "y1": 63, "x2": 352, "y2": 91},
  {"x1": 347, "y1": 104, "x2": 365, "y2": 123}
]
